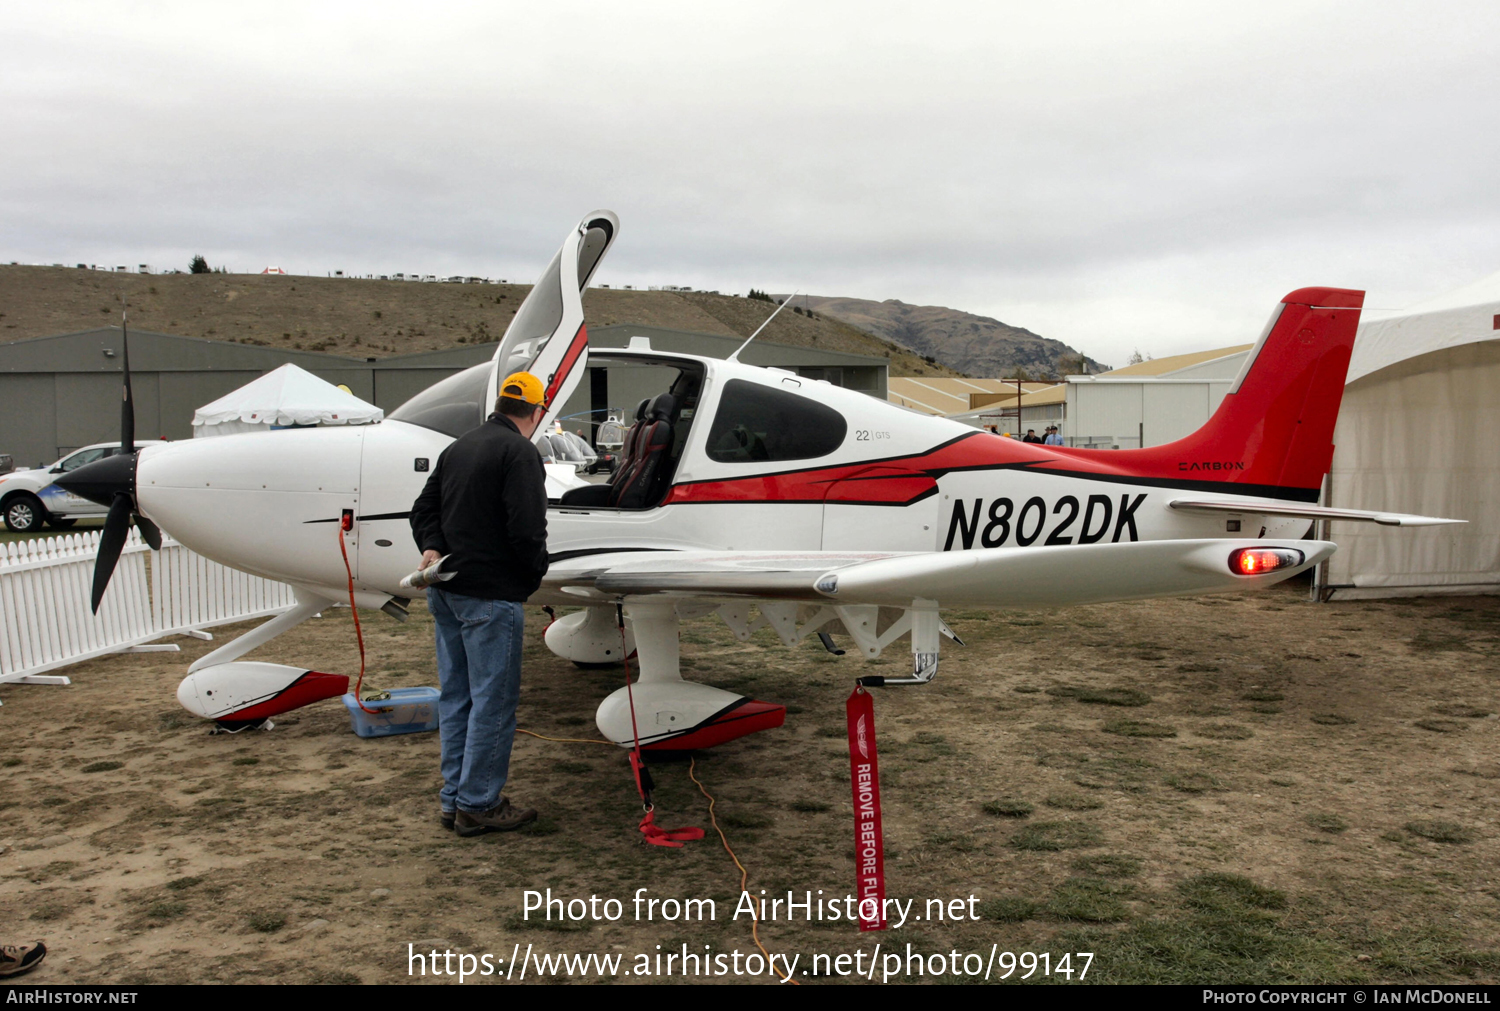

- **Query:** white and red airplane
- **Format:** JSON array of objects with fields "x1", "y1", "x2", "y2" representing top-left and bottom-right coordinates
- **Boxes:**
[{"x1": 59, "y1": 211, "x2": 1457, "y2": 745}]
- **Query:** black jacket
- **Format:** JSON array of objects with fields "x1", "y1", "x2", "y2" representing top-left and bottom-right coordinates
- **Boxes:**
[{"x1": 409, "y1": 414, "x2": 549, "y2": 601}]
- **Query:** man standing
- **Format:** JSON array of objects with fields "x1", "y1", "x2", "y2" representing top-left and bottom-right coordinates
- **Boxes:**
[{"x1": 410, "y1": 372, "x2": 550, "y2": 837}]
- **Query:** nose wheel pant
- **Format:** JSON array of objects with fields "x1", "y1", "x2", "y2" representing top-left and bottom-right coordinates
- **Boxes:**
[{"x1": 429, "y1": 588, "x2": 524, "y2": 815}]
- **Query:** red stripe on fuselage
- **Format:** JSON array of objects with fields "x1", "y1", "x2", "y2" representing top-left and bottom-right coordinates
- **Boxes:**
[
  {"x1": 663, "y1": 427, "x2": 1323, "y2": 507},
  {"x1": 665, "y1": 433, "x2": 1119, "y2": 506}
]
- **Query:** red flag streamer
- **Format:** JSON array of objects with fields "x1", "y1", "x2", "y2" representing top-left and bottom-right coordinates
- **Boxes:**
[{"x1": 846, "y1": 685, "x2": 887, "y2": 931}]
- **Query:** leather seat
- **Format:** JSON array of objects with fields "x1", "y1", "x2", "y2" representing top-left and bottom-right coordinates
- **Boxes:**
[
  {"x1": 611, "y1": 393, "x2": 675, "y2": 509},
  {"x1": 559, "y1": 395, "x2": 675, "y2": 509}
]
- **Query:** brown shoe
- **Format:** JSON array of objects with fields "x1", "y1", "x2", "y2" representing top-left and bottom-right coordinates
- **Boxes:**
[
  {"x1": 454, "y1": 798, "x2": 537, "y2": 837},
  {"x1": 440, "y1": 809, "x2": 455, "y2": 831},
  {"x1": 0, "y1": 941, "x2": 46, "y2": 979}
]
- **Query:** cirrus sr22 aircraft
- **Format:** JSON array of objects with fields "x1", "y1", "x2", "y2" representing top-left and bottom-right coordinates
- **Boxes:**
[{"x1": 59, "y1": 211, "x2": 1457, "y2": 746}]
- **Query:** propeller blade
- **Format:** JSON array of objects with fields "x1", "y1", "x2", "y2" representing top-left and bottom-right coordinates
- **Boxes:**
[
  {"x1": 91, "y1": 494, "x2": 133, "y2": 613},
  {"x1": 120, "y1": 313, "x2": 135, "y2": 452},
  {"x1": 134, "y1": 514, "x2": 163, "y2": 551}
]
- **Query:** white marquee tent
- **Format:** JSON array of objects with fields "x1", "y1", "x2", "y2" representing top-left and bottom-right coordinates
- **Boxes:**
[
  {"x1": 1320, "y1": 270, "x2": 1500, "y2": 599},
  {"x1": 191, "y1": 364, "x2": 384, "y2": 438}
]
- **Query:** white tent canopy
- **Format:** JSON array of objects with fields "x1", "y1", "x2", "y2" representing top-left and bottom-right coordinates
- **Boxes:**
[
  {"x1": 192, "y1": 364, "x2": 384, "y2": 438},
  {"x1": 1323, "y1": 270, "x2": 1500, "y2": 599},
  {"x1": 1347, "y1": 267, "x2": 1500, "y2": 384}
]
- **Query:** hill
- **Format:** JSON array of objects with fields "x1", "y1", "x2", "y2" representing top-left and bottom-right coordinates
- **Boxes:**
[
  {"x1": 790, "y1": 294, "x2": 1109, "y2": 378},
  {"x1": 0, "y1": 267, "x2": 964, "y2": 378}
]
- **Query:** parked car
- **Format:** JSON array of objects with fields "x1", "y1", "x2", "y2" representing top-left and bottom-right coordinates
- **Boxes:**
[
  {"x1": 586, "y1": 448, "x2": 617, "y2": 475},
  {"x1": 0, "y1": 443, "x2": 152, "y2": 532}
]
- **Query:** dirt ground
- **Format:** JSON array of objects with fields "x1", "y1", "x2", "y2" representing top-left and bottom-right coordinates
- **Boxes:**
[{"x1": 1, "y1": 579, "x2": 1497, "y2": 985}]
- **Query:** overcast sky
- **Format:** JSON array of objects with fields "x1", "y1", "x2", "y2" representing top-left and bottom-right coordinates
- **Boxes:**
[{"x1": 3, "y1": 2, "x2": 1497, "y2": 366}]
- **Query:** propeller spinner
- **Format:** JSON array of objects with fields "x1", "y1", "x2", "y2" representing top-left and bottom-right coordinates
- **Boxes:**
[{"x1": 53, "y1": 315, "x2": 163, "y2": 612}]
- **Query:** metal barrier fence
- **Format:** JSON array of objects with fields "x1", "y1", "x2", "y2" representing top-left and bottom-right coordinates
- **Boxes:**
[{"x1": 0, "y1": 529, "x2": 295, "y2": 685}]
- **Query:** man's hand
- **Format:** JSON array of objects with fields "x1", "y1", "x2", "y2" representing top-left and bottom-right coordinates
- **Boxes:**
[{"x1": 421, "y1": 549, "x2": 442, "y2": 570}]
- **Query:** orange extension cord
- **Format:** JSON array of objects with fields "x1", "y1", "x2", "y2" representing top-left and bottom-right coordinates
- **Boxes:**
[{"x1": 689, "y1": 757, "x2": 799, "y2": 985}]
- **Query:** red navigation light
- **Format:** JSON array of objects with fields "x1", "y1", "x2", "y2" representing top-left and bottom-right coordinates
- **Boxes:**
[{"x1": 1229, "y1": 547, "x2": 1303, "y2": 575}]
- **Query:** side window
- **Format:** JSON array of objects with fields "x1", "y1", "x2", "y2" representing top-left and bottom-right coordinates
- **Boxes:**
[
  {"x1": 59, "y1": 448, "x2": 106, "y2": 471},
  {"x1": 706, "y1": 379, "x2": 848, "y2": 464}
]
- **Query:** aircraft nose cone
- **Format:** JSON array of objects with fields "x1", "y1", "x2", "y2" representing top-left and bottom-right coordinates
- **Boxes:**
[{"x1": 54, "y1": 452, "x2": 136, "y2": 507}]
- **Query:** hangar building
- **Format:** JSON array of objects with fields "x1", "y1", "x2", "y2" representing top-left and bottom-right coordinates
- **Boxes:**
[
  {"x1": 1060, "y1": 345, "x2": 1253, "y2": 449},
  {"x1": 0, "y1": 324, "x2": 887, "y2": 467}
]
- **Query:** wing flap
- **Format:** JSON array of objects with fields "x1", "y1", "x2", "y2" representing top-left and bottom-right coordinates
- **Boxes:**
[
  {"x1": 595, "y1": 569, "x2": 828, "y2": 600},
  {"x1": 1168, "y1": 498, "x2": 1463, "y2": 527},
  {"x1": 540, "y1": 549, "x2": 901, "y2": 602}
]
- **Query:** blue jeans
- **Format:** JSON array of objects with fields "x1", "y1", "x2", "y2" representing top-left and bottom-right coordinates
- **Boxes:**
[{"x1": 428, "y1": 588, "x2": 524, "y2": 814}]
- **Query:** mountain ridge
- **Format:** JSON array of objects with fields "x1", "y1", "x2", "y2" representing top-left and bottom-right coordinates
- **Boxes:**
[
  {"x1": 787, "y1": 294, "x2": 1109, "y2": 378},
  {"x1": 0, "y1": 267, "x2": 964, "y2": 378}
]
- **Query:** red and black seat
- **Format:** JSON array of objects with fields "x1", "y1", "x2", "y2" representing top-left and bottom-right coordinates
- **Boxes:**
[{"x1": 559, "y1": 394, "x2": 676, "y2": 509}]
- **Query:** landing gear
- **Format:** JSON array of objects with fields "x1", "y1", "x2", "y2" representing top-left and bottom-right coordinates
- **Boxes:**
[
  {"x1": 593, "y1": 602, "x2": 785, "y2": 750},
  {"x1": 176, "y1": 588, "x2": 344, "y2": 726},
  {"x1": 187, "y1": 589, "x2": 336, "y2": 673}
]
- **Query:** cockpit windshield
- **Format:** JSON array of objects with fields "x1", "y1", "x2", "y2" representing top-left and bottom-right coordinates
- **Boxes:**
[{"x1": 388, "y1": 363, "x2": 491, "y2": 439}]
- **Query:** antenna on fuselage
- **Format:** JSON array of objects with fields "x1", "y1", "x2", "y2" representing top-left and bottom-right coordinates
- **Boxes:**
[{"x1": 727, "y1": 291, "x2": 799, "y2": 362}]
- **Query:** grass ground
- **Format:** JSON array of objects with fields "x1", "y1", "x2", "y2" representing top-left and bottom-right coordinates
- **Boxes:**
[{"x1": 0, "y1": 579, "x2": 1496, "y2": 985}]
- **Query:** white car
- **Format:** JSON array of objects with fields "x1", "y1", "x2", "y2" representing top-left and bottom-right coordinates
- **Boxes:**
[{"x1": 1, "y1": 442, "x2": 152, "y2": 532}]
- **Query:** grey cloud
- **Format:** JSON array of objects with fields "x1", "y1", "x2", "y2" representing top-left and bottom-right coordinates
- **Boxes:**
[{"x1": 2, "y1": 2, "x2": 1498, "y2": 364}]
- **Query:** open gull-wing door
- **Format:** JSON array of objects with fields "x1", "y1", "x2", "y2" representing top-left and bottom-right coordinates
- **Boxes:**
[{"x1": 487, "y1": 210, "x2": 619, "y2": 433}]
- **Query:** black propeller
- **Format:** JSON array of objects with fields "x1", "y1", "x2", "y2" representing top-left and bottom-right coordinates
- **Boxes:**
[{"x1": 53, "y1": 313, "x2": 162, "y2": 612}]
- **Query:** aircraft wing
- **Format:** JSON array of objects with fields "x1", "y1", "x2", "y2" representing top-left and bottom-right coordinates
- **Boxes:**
[
  {"x1": 1167, "y1": 498, "x2": 1463, "y2": 527},
  {"x1": 541, "y1": 538, "x2": 1333, "y2": 609}
]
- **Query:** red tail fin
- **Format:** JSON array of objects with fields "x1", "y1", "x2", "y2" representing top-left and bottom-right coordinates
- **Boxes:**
[{"x1": 1113, "y1": 287, "x2": 1363, "y2": 501}]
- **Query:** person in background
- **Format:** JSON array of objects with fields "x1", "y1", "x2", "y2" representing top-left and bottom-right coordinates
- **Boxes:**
[
  {"x1": 1022, "y1": 429, "x2": 1041, "y2": 443},
  {"x1": 409, "y1": 371, "x2": 550, "y2": 837},
  {"x1": 1044, "y1": 426, "x2": 1064, "y2": 446}
]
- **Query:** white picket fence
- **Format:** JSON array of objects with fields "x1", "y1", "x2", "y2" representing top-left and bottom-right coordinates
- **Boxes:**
[{"x1": 0, "y1": 528, "x2": 296, "y2": 685}]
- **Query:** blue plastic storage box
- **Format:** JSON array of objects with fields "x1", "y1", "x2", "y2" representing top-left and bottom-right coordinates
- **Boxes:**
[{"x1": 342, "y1": 687, "x2": 440, "y2": 738}]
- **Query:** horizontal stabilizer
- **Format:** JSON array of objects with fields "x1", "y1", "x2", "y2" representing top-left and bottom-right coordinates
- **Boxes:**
[{"x1": 1168, "y1": 498, "x2": 1464, "y2": 528}]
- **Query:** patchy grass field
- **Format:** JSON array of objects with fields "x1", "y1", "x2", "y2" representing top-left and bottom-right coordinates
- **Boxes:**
[
  {"x1": 1, "y1": 580, "x2": 1497, "y2": 985},
  {"x1": 0, "y1": 517, "x2": 104, "y2": 548}
]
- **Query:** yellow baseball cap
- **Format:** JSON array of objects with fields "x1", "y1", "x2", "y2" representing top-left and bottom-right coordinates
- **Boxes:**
[{"x1": 499, "y1": 371, "x2": 545, "y2": 406}]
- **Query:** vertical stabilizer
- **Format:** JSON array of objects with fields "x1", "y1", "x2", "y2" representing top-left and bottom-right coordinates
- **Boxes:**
[{"x1": 1110, "y1": 287, "x2": 1363, "y2": 500}]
